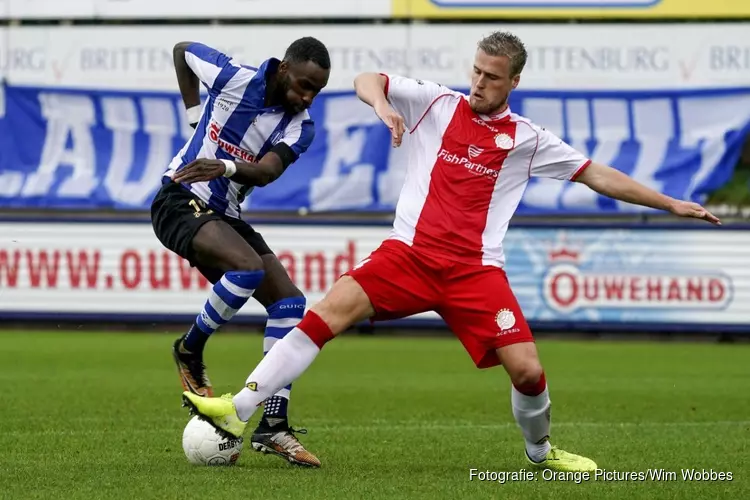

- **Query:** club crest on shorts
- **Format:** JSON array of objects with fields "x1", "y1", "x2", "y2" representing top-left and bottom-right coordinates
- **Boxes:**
[
  {"x1": 495, "y1": 308, "x2": 516, "y2": 331},
  {"x1": 494, "y1": 133, "x2": 514, "y2": 150}
]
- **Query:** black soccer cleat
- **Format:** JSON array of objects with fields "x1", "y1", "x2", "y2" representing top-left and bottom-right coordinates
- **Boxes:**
[{"x1": 172, "y1": 336, "x2": 213, "y2": 397}]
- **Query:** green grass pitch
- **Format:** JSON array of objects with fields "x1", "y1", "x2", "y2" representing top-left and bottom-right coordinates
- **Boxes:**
[{"x1": 2, "y1": 330, "x2": 748, "y2": 499}]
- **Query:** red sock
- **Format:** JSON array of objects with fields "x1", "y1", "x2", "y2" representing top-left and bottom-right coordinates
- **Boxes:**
[
  {"x1": 513, "y1": 372, "x2": 547, "y2": 397},
  {"x1": 298, "y1": 311, "x2": 335, "y2": 349}
]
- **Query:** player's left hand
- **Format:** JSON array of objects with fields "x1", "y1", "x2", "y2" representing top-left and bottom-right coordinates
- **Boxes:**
[
  {"x1": 669, "y1": 200, "x2": 722, "y2": 225},
  {"x1": 172, "y1": 159, "x2": 227, "y2": 184}
]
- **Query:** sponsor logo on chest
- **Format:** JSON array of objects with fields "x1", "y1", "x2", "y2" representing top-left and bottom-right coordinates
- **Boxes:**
[
  {"x1": 208, "y1": 120, "x2": 256, "y2": 163},
  {"x1": 438, "y1": 121, "x2": 515, "y2": 180},
  {"x1": 438, "y1": 148, "x2": 499, "y2": 180}
]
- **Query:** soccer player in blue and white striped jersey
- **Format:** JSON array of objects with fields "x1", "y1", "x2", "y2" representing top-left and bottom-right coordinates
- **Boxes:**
[{"x1": 150, "y1": 37, "x2": 330, "y2": 468}]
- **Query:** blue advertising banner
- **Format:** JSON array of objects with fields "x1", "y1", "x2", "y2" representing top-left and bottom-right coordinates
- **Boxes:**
[{"x1": 1, "y1": 84, "x2": 749, "y2": 214}]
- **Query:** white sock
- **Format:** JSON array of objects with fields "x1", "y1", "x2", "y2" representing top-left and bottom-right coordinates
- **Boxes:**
[
  {"x1": 511, "y1": 385, "x2": 552, "y2": 463},
  {"x1": 233, "y1": 328, "x2": 321, "y2": 421}
]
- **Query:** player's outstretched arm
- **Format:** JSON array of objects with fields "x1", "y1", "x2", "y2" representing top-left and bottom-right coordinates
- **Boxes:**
[
  {"x1": 173, "y1": 42, "x2": 202, "y2": 124},
  {"x1": 354, "y1": 73, "x2": 405, "y2": 147},
  {"x1": 575, "y1": 162, "x2": 721, "y2": 225}
]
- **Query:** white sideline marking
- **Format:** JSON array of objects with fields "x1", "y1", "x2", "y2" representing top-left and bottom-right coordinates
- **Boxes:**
[
  {"x1": 306, "y1": 421, "x2": 750, "y2": 432},
  {"x1": 12, "y1": 420, "x2": 749, "y2": 436}
]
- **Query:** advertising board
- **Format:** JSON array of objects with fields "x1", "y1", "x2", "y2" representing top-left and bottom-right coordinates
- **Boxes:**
[
  {"x1": 1, "y1": 221, "x2": 746, "y2": 332},
  {"x1": 4, "y1": 0, "x2": 749, "y2": 20},
  {"x1": 2, "y1": 84, "x2": 748, "y2": 215},
  {"x1": 4, "y1": 24, "x2": 750, "y2": 91},
  {"x1": 393, "y1": 0, "x2": 750, "y2": 19},
  {"x1": 1, "y1": 0, "x2": 390, "y2": 19},
  {"x1": 3, "y1": 24, "x2": 750, "y2": 215}
]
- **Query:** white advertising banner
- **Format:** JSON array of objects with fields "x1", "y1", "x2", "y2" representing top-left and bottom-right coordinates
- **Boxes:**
[
  {"x1": 3, "y1": 0, "x2": 389, "y2": 19},
  {"x1": 410, "y1": 23, "x2": 750, "y2": 91},
  {"x1": 93, "y1": 0, "x2": 390, "y2": 18},
  {"x1": 1, "y1": 221, "x2": 748, "y2": 331},
  {"x1": 0, "y1": 222, "x2": 388, "y2": 317},
  {"x1": 3, "y1": 25, "x2": 410, "y2": 92},
  {"x1": 6, "y1": 0, "x2": 95, "y2": 18},
  {"x1": 3, "y1": 24, "x2": 750, "y2": 91}
]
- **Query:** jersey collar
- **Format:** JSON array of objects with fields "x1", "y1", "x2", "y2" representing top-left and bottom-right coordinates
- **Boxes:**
[
  {"x1": 478, "y1": 106, "x2": 511, "y2": 122},
  {"x1": 463, "y1": 95, "x2": 511, "y2": 121}
]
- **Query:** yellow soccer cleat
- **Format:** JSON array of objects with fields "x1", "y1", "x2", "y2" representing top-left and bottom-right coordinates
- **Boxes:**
[
  {"x1": 182, "y1": 392, "x2": 247, "y2": 439},
  {"x1": 527, "y1": 446, "x2": 598, "y2": 472}
]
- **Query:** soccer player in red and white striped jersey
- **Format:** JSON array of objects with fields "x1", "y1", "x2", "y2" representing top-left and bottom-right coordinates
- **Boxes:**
[{"x1": 182, "y1": 31, "x2": 720, "y2": 472}]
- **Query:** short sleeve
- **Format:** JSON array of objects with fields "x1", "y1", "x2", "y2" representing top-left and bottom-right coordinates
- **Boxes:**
[
  {"x1": 184, "y1": 43, "x2": 240, "y2": 97},
  {"x1": 280, "y1": 113, "x2": 315, "y2": 159},
  {"x1": 529, "y1": 126, "x2": 591, "y2": 181},
  {"x1": 381, "y1": 74, "x2": 453, "y2": 130}
]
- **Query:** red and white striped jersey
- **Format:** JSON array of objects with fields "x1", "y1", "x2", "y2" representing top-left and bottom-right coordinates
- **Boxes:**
[{"x1": 382, "y1": 73, "x2": 591, "y2": 268}]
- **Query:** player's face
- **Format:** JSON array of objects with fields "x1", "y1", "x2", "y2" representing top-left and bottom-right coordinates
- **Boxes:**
[
  {"x1": 277, "y1": 60, "x2": 330, "y2": 114},
  {"x1": 469, "y1": 49, "x2": 520, "y2": 116}
]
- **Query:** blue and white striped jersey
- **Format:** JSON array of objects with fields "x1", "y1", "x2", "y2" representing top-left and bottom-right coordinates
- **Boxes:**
[{"x1": 165, "y1": 43, "x2": 315, "y2": 218}]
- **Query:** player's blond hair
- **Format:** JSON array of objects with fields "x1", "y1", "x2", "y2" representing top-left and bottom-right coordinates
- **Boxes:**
[{"x1": 477, "y1": 31, "x2": 528, "y2": 77}]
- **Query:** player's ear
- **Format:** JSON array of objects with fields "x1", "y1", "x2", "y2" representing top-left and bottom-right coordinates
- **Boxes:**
[
  {"x1": 277, "y1": 60, "x2": 289, "y2": 75},
  {"x1": 511, "y1": 74, "x2": 520, "y2": 89}
]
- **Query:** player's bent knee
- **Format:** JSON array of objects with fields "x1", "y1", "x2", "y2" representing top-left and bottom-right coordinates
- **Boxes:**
[
  {"x1": 233, "y1": 256, "x2": 264, "y2": 271},
  {"x1": 508, "y1": 362, "x2": 544, "y2": 390},
  {"x1": 311, "y1": 276, "x2": 374, "y2": 336},
  {"x1": 259, "y1": 254, "x2": 304, "y2": 299},
  {"x1": 497, "y1": 341, "x2": 543, "y2": 386},
  {"x1": 209, "y1": 240, "x2": 264, "y2": 272},
  {"x1": 192, "y1": 220, "x2": 265, "y2": 272}
]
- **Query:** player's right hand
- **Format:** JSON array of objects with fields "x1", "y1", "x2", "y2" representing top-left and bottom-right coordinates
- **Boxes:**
[
  {"x1": 374, "y1": 101, "x2": 405, "y2": 147},
  {"x1": 172, "y1": 159, "x2": 227, "y2": 184}
]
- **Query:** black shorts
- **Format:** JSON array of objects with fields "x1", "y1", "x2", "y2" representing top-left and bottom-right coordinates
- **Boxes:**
[{"x1": 151, "y1": 181, "x2": 272, "y2": 266}]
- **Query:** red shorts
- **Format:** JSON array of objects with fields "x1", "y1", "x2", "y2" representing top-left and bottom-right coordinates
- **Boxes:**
[{"x1": 345, "y1": 239, "x2": 534, "y2": 369}]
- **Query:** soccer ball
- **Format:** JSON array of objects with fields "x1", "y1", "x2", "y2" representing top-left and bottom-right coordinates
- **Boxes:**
[{"x1": 182, "y1": 416, "x2": 243, "y2": 466}]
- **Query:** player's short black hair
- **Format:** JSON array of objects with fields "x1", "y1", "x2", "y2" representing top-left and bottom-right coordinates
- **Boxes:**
[{"x1": 284, "y1": 36, "x2": 331, "y2": 70}]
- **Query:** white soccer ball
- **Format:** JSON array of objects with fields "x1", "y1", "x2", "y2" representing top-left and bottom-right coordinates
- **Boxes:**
[{"x1": 182, "y1": 416, "x2": 243, "y2": 466}]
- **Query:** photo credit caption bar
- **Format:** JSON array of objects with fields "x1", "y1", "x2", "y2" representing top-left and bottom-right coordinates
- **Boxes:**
[{"x1": 469, "y1": 468, "x2": 734, "y2": 483}]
